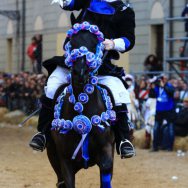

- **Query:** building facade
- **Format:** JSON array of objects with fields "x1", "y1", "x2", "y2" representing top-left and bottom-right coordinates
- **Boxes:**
[{"x1": 0, "y1": 0, "x2": 187, "y2": 73}]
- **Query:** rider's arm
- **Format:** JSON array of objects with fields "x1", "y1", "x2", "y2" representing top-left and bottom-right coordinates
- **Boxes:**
[
  {"x1": 114, "y1": 6, "x2": 135, "y2": 53},
  {"x1": 103, "y1": 7, "x2": 135, "y2": 53}
]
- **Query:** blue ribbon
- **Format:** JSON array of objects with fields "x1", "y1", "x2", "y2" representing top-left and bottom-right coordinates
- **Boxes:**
[
  {"x1": 88, "y1": 0, "x2": 115, "y2": 15},
  {"x1": 82, "y1": 134, "x2": 89, "y2": 169}
]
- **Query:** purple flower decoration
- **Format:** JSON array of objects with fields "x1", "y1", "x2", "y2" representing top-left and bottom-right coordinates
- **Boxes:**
[
  {"x1": 67, "y1": 85, "x2": 73, "y2": 94},
  {"x1": 67, "y1": 29, "x2": 74, "y2": 38},
  {"x1": 90, "y1": 25, "x2": 99, "y2": 34},
  {"x1": 54, "y1": 111, "x2": 60, "y2": 119},
  {"x1": 51, "y1": 119, "x2": 61, "y2": 130},
  {"x1": 69, "y1": 94, "x2": 76, "y2": 104},
  {"x1": 90, "y1": 76, "x2": 98, "y2": 85},
  {"x1": 82, "y1": 21, "x2": 90, "y2": 30},
  {"x1": 91, "y1": 115, "x2": 101, "y2": 125},
  {"x1": 101, "y1": 112, "x2": 109, "y2": 122},
  {"x1": 67, "y1": 74, "x2": 72, "y2": 83},
  {"x1": 84, "y1": 84, "x2": 94, "y2": 94},
  {"x1": 73, "y1": 115, "x2": 92, "y2": 134},
  {"x1": 79, "y1": 46, "x2": 88, "y2": 54},
  {"x1": 74, "y1": 102, "x2": 84, "y2": 113},
  {"x1": 89, "y1": 61, "x2": 98, "y2": 70},
  {"x1": 86, "y1": 52, "x2": 95, "y2": 62},
  {"x1": 78, "y1": 93, "x2": 89, "y2": 104},
  {"x1": 106, "y1": 110, "x2": 116, "y2": 121},
  {"x1": 64, "y1": 120, "x2": 73, "y2": 130}
]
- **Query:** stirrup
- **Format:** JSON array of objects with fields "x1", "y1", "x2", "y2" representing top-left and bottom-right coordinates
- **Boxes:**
[
  {"x1": 29, "y1": 132, "x2": 46, "y2": 152},
  {"x1": 56, "y1": 181, "x2": 65, "y2": 188},
  {"x1": 119, "y1": 139, "x2": 136, "y2": 159}
]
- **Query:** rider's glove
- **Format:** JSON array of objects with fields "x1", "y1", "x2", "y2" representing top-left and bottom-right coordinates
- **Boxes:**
[
  {"x1": 103, "y1": 38, "x2": 127, "y2": 52},
  {"x1": 103, "y1": 39, "x2": 115, "y2": 50}
]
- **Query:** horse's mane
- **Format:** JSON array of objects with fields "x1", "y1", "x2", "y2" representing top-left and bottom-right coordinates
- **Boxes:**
[{"x1": 70, "y1": 30, "x2": 99, "y2": 53}]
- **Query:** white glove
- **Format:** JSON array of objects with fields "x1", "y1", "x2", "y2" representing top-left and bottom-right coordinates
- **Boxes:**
[
  {"x1": 103, "y1": 39, "x2": 115, "y2": 50},
  {"x1": 51, "y1": 0, "x2": 64, "y2": 7}
]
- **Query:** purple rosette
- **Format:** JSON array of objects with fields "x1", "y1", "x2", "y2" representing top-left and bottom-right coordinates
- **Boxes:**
[
  {"x1": 69, "y1": 94, "x2": 76, "y2": 104},
  {"x1": 84, "y1": 84, "x2": 94, "y2": 94},
  {"x1": 91, "y1": 115, "x2": 101, "y2": 125},
  {"x1": 79, "y1": 46, "x2": 88, "y2": 54},
  {"x1": 101, "y1": 112, "x2": 110, "y2": 122},
  {"x1": 89, "y1": 25, "x2": 99, "y2": 34},
  {"x1": 73, "y1": 115, "x2": 92, "y2": 134},
  {"x1": 106, "y1": 110, "x2": 116, "y2": 121},
  {"x1": 78, "y1": 93, "x2": 89, "y2": 104},
  {"x1": 86, "y1": 52, "x2": 95, "y2": 62},
  {"x1": 82, "y1": 21, "x2": 90, "y2": 30},
  {"x1": 89, "y1": 61, "x2": 98, "y2": 70},
  {"x1": 65, "y1": 58, "x2": 73, "y2": 67},
  {"x1": 51, "y1": 119, "x2": 61, "y2": 130},
  {"x1": 54, "y1": 111, "x2": 60, "y2": 119},
  {"x1": 67, "y1": 29, "x2": 74, "y2": 38},
  {"x1": 74, "y1": 102, "x2": 84, "y2": 113},
  {"x1": 90, "y1": 76, "x2": 98, "y2": 85},
  {"x1": 71, "y1": 49, "x2": 79, "y2": 59},
  {"x1": 73, "y1": 23, "x2": 81, "y2": 33},
  {"x1": 54, "y1": 104, "x2": 59, "y2": 111},
  {"x1": 106, "y1": 101, "x2": 113, "y2": 110},
  {"x1": 97, "y1": 32, "x2": 104, "y2": 41},
  {"x1": 59, "y1": 120, "x2": 73, "y2": 134},
  {"x1": 64, "y1": 41, "x2": 71, "y2": 51},
  {"x1": 66, "y1": 74, "x2": 72, "y2": 83},
  {"x1": 67, "y1": 85, "x2": 73, "y2": 94}
]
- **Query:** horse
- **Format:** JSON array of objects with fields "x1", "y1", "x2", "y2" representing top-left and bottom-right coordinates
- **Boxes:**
[{"x1": 46, "y1": 22, "x2": 116, "y2": 188}]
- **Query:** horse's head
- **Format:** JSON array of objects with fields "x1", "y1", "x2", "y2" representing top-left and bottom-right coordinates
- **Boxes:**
[
  {"x1": 64, "y1": 22, "x2": 104, "y2": 87},
  {"x1": 71, "y1": 30, "x2": 99, "y2": 85}
]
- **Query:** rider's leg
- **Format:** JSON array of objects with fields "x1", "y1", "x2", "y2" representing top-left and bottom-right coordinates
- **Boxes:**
[
  {"x1": 98, "y1": 76, "x2": 135, "y2": 158},
  {"x1": 29, "y1": 66, "x2": 70, "y2": 151}
]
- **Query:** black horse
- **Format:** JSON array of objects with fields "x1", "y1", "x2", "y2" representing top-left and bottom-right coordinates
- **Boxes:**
[{"x1": 46, "y1": 28, "x2": 116, "y2": 188}]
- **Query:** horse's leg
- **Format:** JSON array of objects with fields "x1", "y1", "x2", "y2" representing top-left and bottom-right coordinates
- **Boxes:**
[
  {"x1": 98, "y1": 143, "x2": 114, "y2": 188},
  {"x1": 59, "y1": 159, "x2": 75, "y2": 188},
  {"x1": 46, "y1": 138, "x2": 66, "y2": 188}
]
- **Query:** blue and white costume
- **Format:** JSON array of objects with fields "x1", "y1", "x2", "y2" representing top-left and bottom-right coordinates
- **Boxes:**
[{"x1": 46, "y1": 0, "x2": 135, "y2": 105}]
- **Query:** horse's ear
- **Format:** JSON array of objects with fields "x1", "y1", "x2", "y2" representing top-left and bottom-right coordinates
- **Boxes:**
[{"x1": 70, "y1": 13, "x2": 76, "y2": 26}]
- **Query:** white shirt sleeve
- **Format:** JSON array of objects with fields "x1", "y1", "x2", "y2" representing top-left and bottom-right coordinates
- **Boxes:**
[{"x1": 113, "y1": 38, "x2": 126, "y2": 52}]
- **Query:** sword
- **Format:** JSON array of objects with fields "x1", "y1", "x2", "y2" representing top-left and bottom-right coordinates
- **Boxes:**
[{"x1": 18, "y1": 108, "x2": 41, "y2": 128}]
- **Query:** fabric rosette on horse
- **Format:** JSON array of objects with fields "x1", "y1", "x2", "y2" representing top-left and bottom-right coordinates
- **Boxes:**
[{"x1": 47, "y1": 22, "x2": 117, "y2": 188}]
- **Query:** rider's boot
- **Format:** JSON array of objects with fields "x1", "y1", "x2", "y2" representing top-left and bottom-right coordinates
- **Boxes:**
[
  {"x1": 29, "y1": 95, "x2": 53, "y2": 152},
  {"x1": 114, "y1": 104, "x2": 135, "y2": 159}
]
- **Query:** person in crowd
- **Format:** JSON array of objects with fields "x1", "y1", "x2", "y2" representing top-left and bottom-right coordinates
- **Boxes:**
[
  {"x1": 181, "y1": 3, "x2": 188, "y2": 34},
  {"x1": 174, "y1": 97, "x2": 188, "y2": 137},
  {"x1": 27, "y1": 37, "x2": 38, "y2": 73},
  {"x1": 143, "y1": 80, "x2": 156, "y2": 149},
  {"x1": 29, "y1": 0, "x2": 136, "y2": 159},
  {"x1": 124, "y1": 74, "x2": 139, "y2": 129},
  {"x1": 143, "y1": 54, "x2": 162, "y2": 77},
  {"x1": 152, "y1": 74, "x2": 175, "y2": 151},
  {"x1": 34, "y1": 35, "x2": 43, "y2": 74}
]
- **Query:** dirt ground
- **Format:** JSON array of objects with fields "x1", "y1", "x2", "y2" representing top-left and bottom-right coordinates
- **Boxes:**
[{"x1": 0, "y1": 124, "x2": 188, "y2": 188}]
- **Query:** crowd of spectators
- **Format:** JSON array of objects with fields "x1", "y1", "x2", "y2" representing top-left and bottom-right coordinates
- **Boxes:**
[
  {"x1": 124, "y1": 73, "x2": 188, "y2": 151},
  {"x1": 0, "y1": 72, "x2": 46, "y2": 114},
  {"x1": 0, "y1": 70, "x2": 187, "y2": 150}
]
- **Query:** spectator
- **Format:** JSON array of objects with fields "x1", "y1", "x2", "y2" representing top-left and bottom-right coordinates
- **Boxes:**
[
  {"x1": 27, "y1": 36, "x2": 38, "y2": 73},
  {"x1": 174, "y1": 97, "x2": 188, "y2": 137},
  {"x1": 144, "y1": 54, "x2": 162, "y2": 77},
  {"x1": 181, "y1": 3, "x2": 188, "y2": 33},
  {"x1": 34, "y1": 34, "x2": 43, "y2": 74},
  {"x1": 152, "y1": 74, "x2": 175, "y2": 151}
]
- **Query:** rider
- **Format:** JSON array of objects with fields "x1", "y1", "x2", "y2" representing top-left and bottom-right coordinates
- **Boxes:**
[{"x1": 30, "y1": 0, "x2": 136, "y2": 158}]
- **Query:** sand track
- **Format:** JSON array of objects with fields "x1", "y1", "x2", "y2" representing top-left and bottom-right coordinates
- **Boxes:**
[{"x1": 0, "y1": 125, "x2": 187, "y2": 188}]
